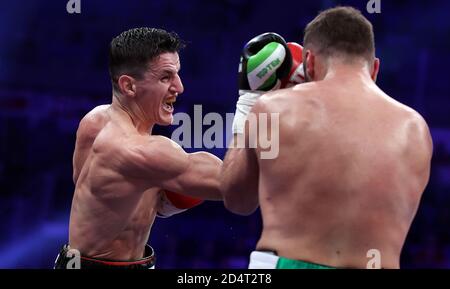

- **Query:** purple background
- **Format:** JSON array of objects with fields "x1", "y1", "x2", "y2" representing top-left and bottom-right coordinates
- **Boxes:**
[{"x1": 0, "y1": 0, "x2": 449, "y2": 268}]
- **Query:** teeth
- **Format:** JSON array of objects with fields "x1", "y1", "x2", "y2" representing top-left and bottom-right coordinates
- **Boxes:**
[
  {"x1": 163, "y1": 98, "x2": 176, "y2": 111},
  {"x1": 163, "y1": 103, "x2": 173, "y2": 110}
]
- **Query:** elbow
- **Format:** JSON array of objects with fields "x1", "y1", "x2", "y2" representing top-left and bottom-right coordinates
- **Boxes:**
[
  {"x1": 205, "y1": 178, "x2": 223, "y2": 200},
  {"x1": 220, "y1": 176, "x2": 259, "y2": 215},
  {"x1": 224, "y1": 197, "x2": 258, "y2": 216}
]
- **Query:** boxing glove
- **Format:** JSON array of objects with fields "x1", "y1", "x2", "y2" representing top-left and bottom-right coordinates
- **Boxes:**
[
  {"x1": 280, "y1": 42, "x2": 305, "y2": 88},
  {"x1": 239, "y1": 32, "x2": 292, "y2": 91},
  {"x1": 233, "y1": 32, "x2": 292, "y2": 134},
  {"x1": 156, "y1": 190, "x2": 203, "y2": 218}
]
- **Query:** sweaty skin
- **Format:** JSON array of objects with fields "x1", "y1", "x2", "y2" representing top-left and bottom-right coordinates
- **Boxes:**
[
  {"x1": 69, "y1": 53, "x2": 222, "y2": 261},
  {"x1": 222, "y1": 61, "x2": 432, "y2": 268}
]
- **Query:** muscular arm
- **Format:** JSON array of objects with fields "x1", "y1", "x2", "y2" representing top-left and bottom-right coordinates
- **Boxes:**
[
  {"x1": 221, "y1": 137, "x2": 259, "y2": 215},
  {"x1": 125, "y1": 136, "x2": 223, "y2": 200},
  {"x1": 166, "y1": 150, "x2": 223, "y2": 200},
  {"x1": 221, "y1": 100, "x2": 270, "y2": 215}
]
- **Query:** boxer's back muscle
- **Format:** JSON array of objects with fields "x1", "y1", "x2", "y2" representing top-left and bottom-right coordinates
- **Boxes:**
[{"x1": 256, "y1": 81, "x2": 431, "y2": 268}]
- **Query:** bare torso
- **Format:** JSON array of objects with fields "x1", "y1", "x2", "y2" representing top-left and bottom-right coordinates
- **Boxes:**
[
  {"x1": 69, "y1": 105, "x2": 160, "y2": 260},
  {"x1": 255, "y1": 76, "x2": 432, "y2": 268}
]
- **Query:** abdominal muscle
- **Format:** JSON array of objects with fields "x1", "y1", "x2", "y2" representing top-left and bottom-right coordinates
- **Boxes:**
[{"x1": 69, "y1": 165, "x2": 161, "y2": 261}]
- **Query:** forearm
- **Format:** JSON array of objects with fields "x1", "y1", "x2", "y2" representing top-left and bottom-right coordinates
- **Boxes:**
[{"x1": 221, "y1": 137, "x2": 259, "y2": 215}]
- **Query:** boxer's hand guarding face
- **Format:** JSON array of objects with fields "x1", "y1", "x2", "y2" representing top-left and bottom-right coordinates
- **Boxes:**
[
  {"x1": 238, "y1": 32, "x2": 292, "y2": 91},
  {"x1": 233, "y1": 32, "x2": 292, "y2": 134}
]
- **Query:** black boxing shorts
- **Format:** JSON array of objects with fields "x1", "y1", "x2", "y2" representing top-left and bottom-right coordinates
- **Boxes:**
[{"x1": 54, "y1": 244, "x2": 156, "y2": 269}]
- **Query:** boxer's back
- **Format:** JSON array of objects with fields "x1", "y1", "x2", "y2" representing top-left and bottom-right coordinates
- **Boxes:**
[
  {"x1": 256, "y1": 78, "x2": 432, "y2": 268},
  {"x1": 69, "y1": 105, "x2": 159, "y2": 260}
]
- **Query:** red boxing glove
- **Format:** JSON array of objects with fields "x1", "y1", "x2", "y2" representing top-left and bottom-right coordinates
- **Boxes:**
[
  {"x1": 281, "y1": 42, "x2": 305, "y2": 88},
  {"x1": 156, "y1": 190, "x2": 203, "y2": 218},
  {"x1": 165, "y1": 191, "x2": 203, "y2": 209}
]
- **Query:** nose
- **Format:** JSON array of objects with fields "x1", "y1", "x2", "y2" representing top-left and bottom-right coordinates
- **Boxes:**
[{"x1": 171, "y1": 74, "x2": 184, "y2": 95}]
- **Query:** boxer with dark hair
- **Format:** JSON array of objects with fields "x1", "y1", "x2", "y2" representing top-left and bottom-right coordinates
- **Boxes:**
[{"x1": 54, "y1": 28, "x2": 222, "y2": 269}]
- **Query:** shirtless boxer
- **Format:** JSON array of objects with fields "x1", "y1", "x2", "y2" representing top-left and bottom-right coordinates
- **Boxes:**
[
  {"x1": 221, "y1": 7, "x2": 432, "y2": 269},
  {"x1": 54, "y1": 28, "x2": 222, "y2": 269}
]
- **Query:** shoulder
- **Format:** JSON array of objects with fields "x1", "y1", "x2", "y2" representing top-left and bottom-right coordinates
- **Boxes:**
[
  {"x1": 252, "y1": 88, "x2": 291, "y2": 113},
  {"x1": 80, "y1": 105, "x2": 110, "y2": 124},
  {"x1": 119, "y1": 135, "x2": 189, "y2": 177},
  {"x1": 390, "y1": 100, "x2": 433, "y2": 155},
  {"x1": 77, "y1": 105, "x2": 110, "y2": 138},
  {"x1": 254, "y1": 83, "x2": 321, "y2": 115},
  {"x1": 127, "y1": 136, "x2": 185, "y2": 160},
  {"x1": 390, "y1": 99, "x2": 430, "y2": 135},
  {"x1": 405, "y1": 108, "x2": 432, "y2": 149}
]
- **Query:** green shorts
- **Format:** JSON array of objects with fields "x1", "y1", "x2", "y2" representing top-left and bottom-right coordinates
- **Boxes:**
[{"x1": 248, "y1": 250, "x2": 336, "y2": 269}]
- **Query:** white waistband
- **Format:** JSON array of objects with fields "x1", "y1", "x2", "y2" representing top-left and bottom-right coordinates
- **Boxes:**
[{"x1": 248, "y1": 251, "x2": 279, "y2": 269}]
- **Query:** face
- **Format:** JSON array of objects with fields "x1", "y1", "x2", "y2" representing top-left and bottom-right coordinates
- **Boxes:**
[{"x1": 135, "y1": 52, "x2": 184, "y2": 125}]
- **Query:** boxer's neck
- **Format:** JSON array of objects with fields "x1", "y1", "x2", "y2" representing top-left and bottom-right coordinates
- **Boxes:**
[
  {"x1": 110, "y1": 94, "x2": 154, "y2": 135},
  {"x1": 322, "y1": 59, "x2": 373, "y2": 83}
]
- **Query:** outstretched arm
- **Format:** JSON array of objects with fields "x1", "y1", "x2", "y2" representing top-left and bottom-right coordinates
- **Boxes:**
[
  {"x1": 125, "y1": 136, "x2": 222, "y2": 200},
  {"x1": 166, "y1": 150, "x2": 223, "y2": 200}
]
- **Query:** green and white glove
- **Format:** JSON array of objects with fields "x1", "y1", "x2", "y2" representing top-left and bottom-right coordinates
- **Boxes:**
[{"x1": 233, "y1": 32, "x2": 292, "y2": 134}]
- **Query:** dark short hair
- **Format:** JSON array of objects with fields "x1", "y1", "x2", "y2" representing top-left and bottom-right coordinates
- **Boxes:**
[
  {"x1": 303, "y1": 6, "x2": 375, "y2": 61},
  {"x1": 109, "y1": 27, "x2": 185, "y2": 90}
]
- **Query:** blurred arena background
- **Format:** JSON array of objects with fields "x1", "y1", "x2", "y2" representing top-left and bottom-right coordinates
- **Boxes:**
[{"x1": 0, "y1": 0, "x2": 449, "y2": 268}]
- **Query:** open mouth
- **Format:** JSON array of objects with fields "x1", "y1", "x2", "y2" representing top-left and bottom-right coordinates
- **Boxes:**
[{"x1": 162, "y1": 98, "x2": 176, "y2": 113}]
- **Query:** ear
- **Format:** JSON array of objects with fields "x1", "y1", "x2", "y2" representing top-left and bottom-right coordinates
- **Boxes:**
[
  {"x1": 371, "y1": 57, "x2": 380, "y2": 82},
  {"x1": 305, "y1": 50, "x2": 315, "y2": 80},
  {"x1": 117, "y1": 75, "x2": 137, "y2": 97}
]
